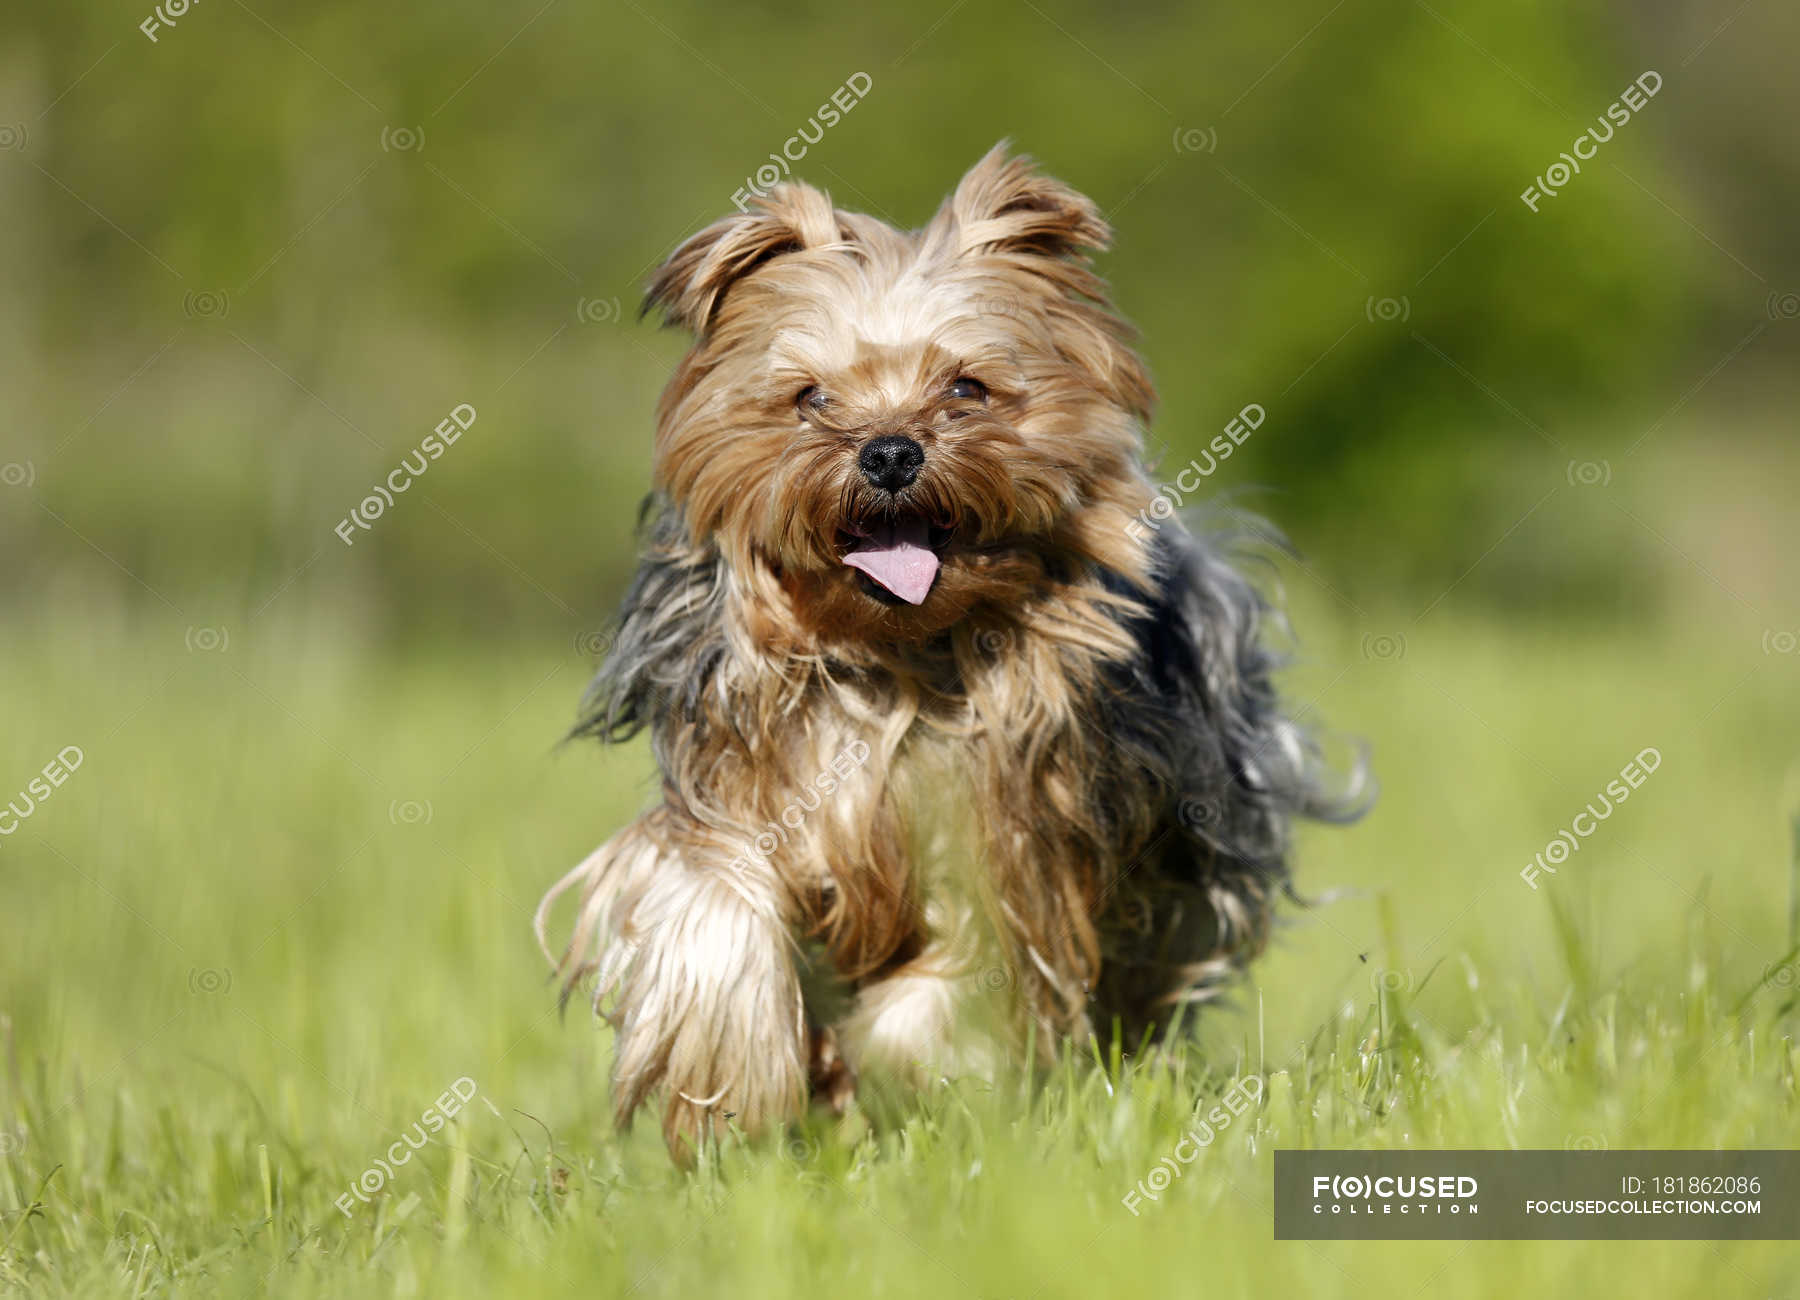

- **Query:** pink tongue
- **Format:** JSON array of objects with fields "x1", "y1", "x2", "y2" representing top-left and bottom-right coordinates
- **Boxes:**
[{"x1": 843, "y1": 517, "x2": 940, "y2": 605}]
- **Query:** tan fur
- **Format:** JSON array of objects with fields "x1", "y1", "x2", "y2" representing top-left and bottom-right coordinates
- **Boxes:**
[{"x1": 538, "y1": 145, "x2": 1347, "y2": 1164}]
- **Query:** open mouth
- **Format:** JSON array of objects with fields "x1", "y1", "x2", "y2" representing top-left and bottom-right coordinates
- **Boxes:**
[{"x1": 838, "y1": 512, "x2": 954, "y2": 606}]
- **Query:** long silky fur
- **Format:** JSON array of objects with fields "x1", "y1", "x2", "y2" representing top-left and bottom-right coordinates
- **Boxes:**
[
  {"x1": 538, "y1": 143, "x2": 1367, "y2": 1163},
  {"x1": 1088, "y1": 517, "x2": 1368, "y2": 1041}
]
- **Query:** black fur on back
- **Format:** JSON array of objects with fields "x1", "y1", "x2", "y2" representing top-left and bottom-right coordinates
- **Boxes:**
[
  {"x1": 570, "y1": 497, "x2": 731, "y2": 750},
  {"x1": 1090, "y1": 517, "x2": 1369, "y2": 1034}
]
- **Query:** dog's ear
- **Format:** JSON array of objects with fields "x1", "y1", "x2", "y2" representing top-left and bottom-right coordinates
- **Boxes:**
[
  {"x1": 924, "y1": 141, "x2": 1111, "y2": 265},
  {"x1": 643, "y1": 183, "x2": 842, "y2": 333}
]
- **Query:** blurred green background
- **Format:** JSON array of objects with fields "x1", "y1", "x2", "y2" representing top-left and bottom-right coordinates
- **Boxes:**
[
  {"x1": 2, "y1": 1, "x2": 1798, "y2": 1295},
  {"x1": 3, "y1": 0, "x2": 1794, "y2": 635}
]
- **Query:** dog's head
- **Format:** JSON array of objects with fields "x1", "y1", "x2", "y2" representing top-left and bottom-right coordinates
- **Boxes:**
[{"x1": 644, "y1": 144, "x2": 1155, "y2": 643}]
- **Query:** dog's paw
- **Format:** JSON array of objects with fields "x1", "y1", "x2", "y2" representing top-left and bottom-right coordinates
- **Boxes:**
[
  {"x1": 605, "y1": 872, "x2": 809, "y2": 1163},
  {"x1": 808, "y1": 1024, "x2": 857, "y2": 1116}
]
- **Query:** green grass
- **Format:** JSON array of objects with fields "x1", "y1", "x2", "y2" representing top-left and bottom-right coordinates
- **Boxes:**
[{"x1": 2, "y1": 582, "x2": 1797, "y2": 1297}]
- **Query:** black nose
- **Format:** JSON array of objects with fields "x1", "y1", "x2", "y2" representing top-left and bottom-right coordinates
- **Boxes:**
[{"x1": 858, "y1": 435, "x2": 924, "y2": 493}]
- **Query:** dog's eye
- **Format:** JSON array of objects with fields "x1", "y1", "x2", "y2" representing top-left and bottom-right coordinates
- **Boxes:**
[
  {"x1": 946, "y1": 377, "x2": 987, "y2": 418},
  {"x1": 795, "y1": 385, "x2": 830, "y2": 418}
]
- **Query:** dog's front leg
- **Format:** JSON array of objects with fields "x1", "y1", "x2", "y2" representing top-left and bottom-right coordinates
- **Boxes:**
[{"x1": 539, "y1": 808, "x2": 808, "y2": 1163}]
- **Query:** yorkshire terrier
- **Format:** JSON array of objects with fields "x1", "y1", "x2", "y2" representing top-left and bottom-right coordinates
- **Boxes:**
[{"x1": 537, "y1": 144, "x2": 1360, "y2": 1162}]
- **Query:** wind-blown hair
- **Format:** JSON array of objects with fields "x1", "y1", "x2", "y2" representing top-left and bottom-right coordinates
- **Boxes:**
[{"x1": 537, "y1": 144, "x2": 1367, "y2": 1163}]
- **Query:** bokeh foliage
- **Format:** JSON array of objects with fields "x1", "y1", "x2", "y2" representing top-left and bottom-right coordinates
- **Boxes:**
[{"x1": 2, "y1": 0, "x2": 1793, "y2": 640}]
